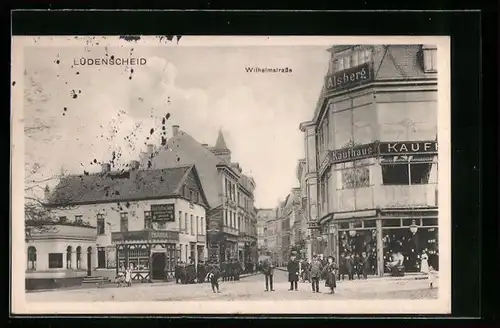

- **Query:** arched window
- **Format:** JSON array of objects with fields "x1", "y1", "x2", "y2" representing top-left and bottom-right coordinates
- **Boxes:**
[
  {"x1": 76, "y1": 246, "x2": 82, "y2": 269},
  {"x1": 27, "y1": 246, "x2": 37, "y2": 270},
  {"x1": 66, "y1": 246, "x2": 72, "y2": 269}
]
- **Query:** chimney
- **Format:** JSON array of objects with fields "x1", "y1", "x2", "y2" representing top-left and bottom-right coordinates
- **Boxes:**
[
  {"x1": 101, "y1": 163, "x2": 111, "y2": 173},
  {"x1": 129, "y1": 160, "x2": 140, "y2": 180},
  {"x1": 44, "y1": 185, "x2": 50, "y2": 201},
  {"x1": 172, "y1": 125, "x2": 180, "y2": 136}
]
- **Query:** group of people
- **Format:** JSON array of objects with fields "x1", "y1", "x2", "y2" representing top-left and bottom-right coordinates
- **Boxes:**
[
  {"x1": 174, "y1": 260, "x2": 213, "y2": 285},
  {"x1": 220, "y1": 259, "x2": 243, "y2": 281},
  {"x1": 260, "y1": 253, "x2": 339, "y2": 294}
]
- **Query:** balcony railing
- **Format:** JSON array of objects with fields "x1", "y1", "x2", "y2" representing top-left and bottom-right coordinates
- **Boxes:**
[
  {"x1": 222, "y1": 226, "x2": 239, "y2": 236},
  {"x1": 334, "y1": 184, "x2": 438, "y2": 212}
]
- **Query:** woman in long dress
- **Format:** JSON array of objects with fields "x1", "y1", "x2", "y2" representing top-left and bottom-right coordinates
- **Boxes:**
[
  {"x1": 420, "y1": 250, "x2": 429, "y2": 274},
  {"x1": 125, "y1": 266, "x2": 132, "y2": 287}
]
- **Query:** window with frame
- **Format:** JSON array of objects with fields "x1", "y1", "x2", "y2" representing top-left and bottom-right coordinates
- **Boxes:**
[
  {"x1": 336, "y1": 159, "x2": 371, "y2": 189},
  {"x1": 423, "y1": 46, "x2": 437, "y2": 73},
  {"x1": 381, "y1": 155, "x2": 434, "y2": 185},
  {"x1": 74, "y1": 215, "x2": 83, "y2": 224},
  {"x1": 190, "y1": 215, "x2": 194, "y2": 235},
  {"x1": 66, "y1": 246, "x2": 72, "y2": 268},
  {"x1": 178, "y1": 211, "x2": 183, "y2": 232},
  {"x1": 120, "y1": 212, "x2": 129, "y2": 232},
  {"x1": 97, "y1": 214, "x2": 105, "y2": 235},
  {"x1": 27, "y1": 246, "x2": 37, "y2": 270},
  {"x1": 201, "y1": 217, "x2": 205, "y2": 235},
  {"x1": 145, "y1": 211, "x2": 153, "y2": 229},
  {"x1": 59, "y1": 216, "x2": 67, "y2": 223},
  {"x1": 185, "y1": 213, "x2": 188, "y2": 232},
  {"x1": 48, "y1": 253, "x2": 63, "y2": 269},
  {"x1": 76, "y1": 246, "x2": 82, "y2": 269}
]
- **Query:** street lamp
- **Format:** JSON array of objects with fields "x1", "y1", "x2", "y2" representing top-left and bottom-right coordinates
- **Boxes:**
[{"x1": 409, "y1": 220, "x2": 419, "y2": 235}]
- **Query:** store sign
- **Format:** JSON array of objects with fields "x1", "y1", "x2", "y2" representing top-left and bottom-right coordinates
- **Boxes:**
[
  {"x1": 150, "y1": 204, "x2": 175, "y2": 222},
  {"x1": 325, "y1": 62, "x2": 373, "y2": 91},
  {"x1": 379, "y1": 141, "x2": 438, "y2": 155},
  {"x1": 319, "y1": 151, "x2": 332, "y2": 175},
  {"x1": 111, "y1": 230, "x2": 179, "y2": 242},
  {"x1": 331, "y1": 143, "x2": 377, "y2": 164}
]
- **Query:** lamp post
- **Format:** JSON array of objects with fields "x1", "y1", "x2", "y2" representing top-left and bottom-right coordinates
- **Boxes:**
[{"x1": 409, "y1": 220, "x2": 419, "y2": 235}]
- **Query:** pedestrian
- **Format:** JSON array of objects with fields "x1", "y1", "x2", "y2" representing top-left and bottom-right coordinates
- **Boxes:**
[
  {"x1": 420, "y1": 250, "x2": 429, "y2": 274},
  {"x1": 359, "y1": 252, "x2": 369, "y2": 279},
  {"x1": 310, "y1": 255, "x2": 322, "y2": 293},
  {"x1": 174, "y1": 261, "x2": 181, "y2": 284},
  {"x1": 262, "y1": 258, "x2": 275, "y2": 292},
  {"x1": 321, "y1": 256, "x2": 337, "y2": 294},
  {"x1": 287, "y1": 255, "x2": 299, "y2": 291},
  {"x1": 339, "y1": 253, "x2": 347, "y2": 280},
  {"x1": 221, "y1": 261, "x2": 227, "y2": 282},
  {"x1": 347, "y1": 254, "x2": 355, "y2": 280},
  {"x1": 180, "y1": 262, "x2": 187, "y2": 284},
  {"x1": 428, "y1": 266, "x2": 437, "y2": 289},
  {"x1": 206, "y1": 264, "x2": 221, "y2": 293},
  {"x1": 197, "y1": 261, "x2": 206, "y2": 284},
  {"x1": 125, "y1": 265, "x2": 132, "y2": 287}
]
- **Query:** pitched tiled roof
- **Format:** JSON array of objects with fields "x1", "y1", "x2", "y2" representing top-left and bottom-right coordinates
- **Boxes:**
[
  {"x1": 375, "y1": 45, "x2": 427, "y2": 79},
  {"x1": 145, "y1": 130, "x2": 225, "y2": 208},
  {"x1": 47, "y1": 165, "x2": 196, "y2": 206}
]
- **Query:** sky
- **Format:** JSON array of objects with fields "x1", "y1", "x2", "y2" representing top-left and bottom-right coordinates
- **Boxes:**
[{"x1": 21, "y1": 36, "x2": 331, "y2": 208}]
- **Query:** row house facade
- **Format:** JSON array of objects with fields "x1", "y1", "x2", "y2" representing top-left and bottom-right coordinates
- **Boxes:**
[
  {"x1": 146, "y1": 125, "x2": 258, "y2": 266},
  {"x1": 38, "y1": 164, "x2": 209, "y2": 284},
  {"x1": 300, "y1": 44, "x2": 439, "y2": 276}
]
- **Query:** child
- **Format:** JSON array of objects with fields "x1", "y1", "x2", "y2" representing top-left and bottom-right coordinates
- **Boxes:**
[
  {"x1": 206, "y1": 264, "x2": 221, "y2": 293},
  {"x1": 428, "y1": 266, "x2": 438, "y2": 289}
]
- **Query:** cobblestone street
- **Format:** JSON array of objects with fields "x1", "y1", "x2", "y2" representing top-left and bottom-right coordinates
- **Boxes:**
[{"x1": 26, "y1": 270, "x2": 438, "y2": 302}]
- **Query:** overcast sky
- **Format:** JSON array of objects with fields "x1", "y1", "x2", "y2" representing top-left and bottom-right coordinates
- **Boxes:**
[{"x1": 21, "y1": 37, "x2": 330, "y2": 208}]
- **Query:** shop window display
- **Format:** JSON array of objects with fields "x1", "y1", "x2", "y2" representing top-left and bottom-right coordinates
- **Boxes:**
[
  {"x1": 338, "y1": 229, "x2": 377, "y2": 275},
  {"x1": 382, "y1": 226, "x2": 439, "y2": 273}
]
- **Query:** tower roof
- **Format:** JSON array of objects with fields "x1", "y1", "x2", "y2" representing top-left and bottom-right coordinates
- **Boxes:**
[{"x1": 215, "y1": 129, "x2": 228, "y2": 150}]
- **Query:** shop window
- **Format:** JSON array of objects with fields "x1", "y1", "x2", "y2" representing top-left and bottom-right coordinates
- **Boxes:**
[
  {"x1": 381, "y1": 156, "x2": 433, "y2": 185},
  {"x1": 145, "y1": 211, "x2": 153, "y2": 229},
  {"x1": 76, "y1": 246, "x2": 82, "y2": 269},
  {"x1": 351, "y1": 220, "x2": 363, "y2": 229},
  {"x1": 27, "y1": 246, "x2": 37, "y2": 270},
  {"x1": 96, "y1": 214, "x2": 105, "y2": 235},
  {"x1": 364, "y1": 220, "x2": 376, "y2": 228},
  {"x1": 120, "y1": 212, "x2": 129, "y2": 232},
  {"x1": 338, "y1": 229, "x2": 378, "y2": 274},
  {"x1": 48, "y1": 253, "x2": 63, "y2": 269},
  {"x1": 382, "y1": 219, "x2": 401, "y2": 227},
  {"x1": 422, "y1": 218, "x2": 438, "y2": 226},
  {"x1": 66, "y1": 246, "x2": 72, "y2": 269}
]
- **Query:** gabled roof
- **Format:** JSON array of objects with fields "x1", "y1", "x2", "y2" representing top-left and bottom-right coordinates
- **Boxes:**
[
  {"x1": 46, "y1": 165, "x2": 209, "y2": 208},
  {"x1": 214, "y1": 129, "x2": 228, "y2": 150},
  {"x1": 146, "y1": 129, "x2": 230, "y2": 208}
]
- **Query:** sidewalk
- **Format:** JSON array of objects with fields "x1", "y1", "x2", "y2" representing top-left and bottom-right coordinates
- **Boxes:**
[
  {"x1": 275, "y1": 267, "x2": 430, "y2": 282},
  {"x1": 27, "y1": 271, "x2": 262, "y2": 293}
]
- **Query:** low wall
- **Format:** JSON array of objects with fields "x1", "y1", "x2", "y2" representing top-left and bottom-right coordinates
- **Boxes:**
[{"x1": 25, "y1": 276, "x2": 84, "y2": 291}]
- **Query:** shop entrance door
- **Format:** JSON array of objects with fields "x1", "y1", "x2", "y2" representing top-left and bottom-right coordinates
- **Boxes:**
[{"x1": 151, "y1": 253, "x2": 166, "y2": 280}]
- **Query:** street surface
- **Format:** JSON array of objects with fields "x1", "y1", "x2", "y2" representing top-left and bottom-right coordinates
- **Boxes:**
[{"x1": 26, "y1": 270, "x2": 438, "y2": 302}]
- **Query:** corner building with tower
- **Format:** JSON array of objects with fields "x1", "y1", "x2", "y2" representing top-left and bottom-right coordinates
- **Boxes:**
[{"x1": 300, "y1": 44, "x2": 439, "y2": 276}]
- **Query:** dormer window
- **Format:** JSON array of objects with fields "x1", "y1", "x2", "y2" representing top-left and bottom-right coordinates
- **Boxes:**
[
  {"x1": 422, "y1": 45, "x2": 437, "y2": 73},
  {"x1": 331, "y1": 47, "x2": 373, "y2": 73}
]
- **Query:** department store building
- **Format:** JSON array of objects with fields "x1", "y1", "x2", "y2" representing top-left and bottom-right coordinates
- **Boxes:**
[{"x1": 299, "y1": 44, "x2": 439, "y2": 276}]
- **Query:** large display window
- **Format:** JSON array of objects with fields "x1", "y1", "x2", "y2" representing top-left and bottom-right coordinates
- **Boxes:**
[
  {"x1": 337, "y1": 219, "x2": 378, "y2": 275},
  {"x1": 381, "y1": 218, "x2": 439, "y2": 273}
]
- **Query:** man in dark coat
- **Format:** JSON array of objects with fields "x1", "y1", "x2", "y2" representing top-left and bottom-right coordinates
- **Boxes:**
[
  {"x1": 287, "y1": 255, "x2": 300, "y2": 291},
  {"x1": 310, "y1": 255, "x2": 322, "y2": 293},
  {"x1": 262, "y1": 258, "x2": 275, "y2": 291},
  {"x1": 234, "y1": 260, "x2": 241, "y2": 281},
  {"x1": 346, "y1": 254, "x2": 355, "y2": 280},
  {"x1": 206, "y1": 264, "x2": 221, "y2": 293},
  {"x1": 197, "y1": 261, "x2": 206, "y2": 283},
  {"x1": 358, "y1": 252, "x2": 369, "y2": 279},
  {"x1": 179, "y1": 262, "x2": 187, "y2": 284},
  {"x1": 174, "y1": 260, "x2": 181, "y2": 284},
  {"x1": 221, "y1": 261, "x2": 228, "y2": 282},
  {"x1": 339, "y1": 253, "x2": 347, "y2": 281}
]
